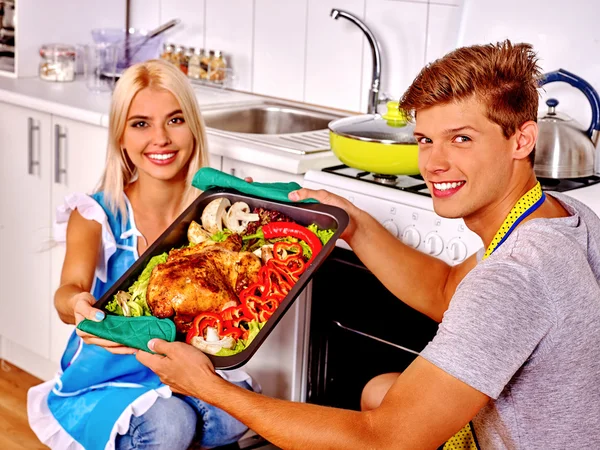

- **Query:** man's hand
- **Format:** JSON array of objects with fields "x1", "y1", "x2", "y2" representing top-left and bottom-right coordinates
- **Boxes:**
[
  {"x1": 136, "y1": 339, "x2": 220, "y2": 398},
  {"x1": 288, "y1": 188, "x2": 362, "y2": 243},
  {"x1": 73, "y1": 292, "x2": 136, "y2": 355}
]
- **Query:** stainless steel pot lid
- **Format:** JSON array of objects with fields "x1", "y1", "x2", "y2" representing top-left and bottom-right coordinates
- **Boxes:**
[{"x1": 328, "y1": 101, "x2": 417, "y2": 144}]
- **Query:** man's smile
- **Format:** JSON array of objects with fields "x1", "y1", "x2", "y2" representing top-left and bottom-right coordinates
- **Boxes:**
[{"x1": 430, "y1": 180, "x2": 466, "y2": 197}]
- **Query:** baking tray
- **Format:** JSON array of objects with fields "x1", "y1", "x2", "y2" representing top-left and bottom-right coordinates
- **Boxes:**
[{"x1": 95, "y1": 187, "x2": 349, "y2": 369}]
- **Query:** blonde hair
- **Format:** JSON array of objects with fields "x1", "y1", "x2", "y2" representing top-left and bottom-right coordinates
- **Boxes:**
[{"x1": 98, "y1": 59, "x2": 208, "y2": 218}]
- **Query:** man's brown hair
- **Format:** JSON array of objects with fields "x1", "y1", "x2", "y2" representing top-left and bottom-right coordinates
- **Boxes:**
[{"x1": 399, "y1": 40, "x2": 542, "y2": 163}]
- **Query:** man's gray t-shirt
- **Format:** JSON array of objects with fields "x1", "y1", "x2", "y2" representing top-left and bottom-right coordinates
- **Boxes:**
[{"x1": 421, "y1": 193, "x2": 600, "y2": 449}]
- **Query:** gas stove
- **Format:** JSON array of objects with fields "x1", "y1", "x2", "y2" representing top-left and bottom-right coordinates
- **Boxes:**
[
  {"x1": 303, "y1": 165, "x2": 600, "y2": 265},
  {"x1": 322, "y1": 164, "x2": 600, "y2": 195}
]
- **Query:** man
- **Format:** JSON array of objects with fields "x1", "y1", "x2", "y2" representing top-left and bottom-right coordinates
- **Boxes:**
[{"x1": 136, "y1": 40, "x2": 600, "y2": 448}]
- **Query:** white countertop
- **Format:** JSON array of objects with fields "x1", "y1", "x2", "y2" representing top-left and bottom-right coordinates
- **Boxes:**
[{"x1": 0, "y1": 76, "x2": 342, "y2": 174}]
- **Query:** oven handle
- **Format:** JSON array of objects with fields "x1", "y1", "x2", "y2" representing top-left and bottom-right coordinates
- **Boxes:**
[{"x1": 332, "y1": 321, "x2": 420, "y2": 356}]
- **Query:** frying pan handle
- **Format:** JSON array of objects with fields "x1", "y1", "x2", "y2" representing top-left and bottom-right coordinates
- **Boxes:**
[{"x1": 540, "y1": 68, "x2": 600, "y2": 139}]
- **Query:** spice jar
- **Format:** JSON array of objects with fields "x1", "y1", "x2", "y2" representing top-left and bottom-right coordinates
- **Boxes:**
[
  {"x1": 39, "y1": 44, "x2": 76, "y2": 82},
  {"x1": 200, "y1": 50, "x2": 213, "y2": 80},
  {"x1": 180, "y1": 46, "x2": 194, "y2": 75},
  {"x1": 160, "y1": 43, "x2": 174, "y2": 63},
  {"x1": 188, "y1": 48, "x2": 204, "y2": 80},
  {"x1": 173, "y1": 45, "x2": 185, "y2": 71},
  {"x1": 209, "y1": 50, "x2": 227, "y2": 83}
]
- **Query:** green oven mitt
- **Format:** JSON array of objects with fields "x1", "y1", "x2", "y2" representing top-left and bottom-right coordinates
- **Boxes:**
[
  {"x1": 77, "y1": 315, "x2": 176, "y2": 353},
  {"x1": 192, "y1": 167, "x2": 318, "y2": 203}
]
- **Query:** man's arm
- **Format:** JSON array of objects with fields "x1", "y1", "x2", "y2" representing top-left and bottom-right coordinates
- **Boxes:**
[
  {"x1": 137, "y1": 341, "x2": 489, "y2": 449},
  {"x1": 291, "y1": 188, "x2": 478, "y2": 322}
]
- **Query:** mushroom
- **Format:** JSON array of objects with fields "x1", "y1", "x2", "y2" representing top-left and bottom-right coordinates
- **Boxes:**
[
  {"x1": 190, "y1": 327, "x2": 236, "y2": 355},
  {"x1": 201, "y1": 198, "x2": 231, "y2": 234},
  {"x1": 253, "y1": 244, "x2": 274, "y2": 264},
  {"x1": 115, "y1": 291, "x2": 132, "y2": 317},
  {"x1": 223, "y1": 202, "x2": 259, "y2": 234},
  {"x1": 187, "y1": 220, "x2": 212, "y2": 244}
]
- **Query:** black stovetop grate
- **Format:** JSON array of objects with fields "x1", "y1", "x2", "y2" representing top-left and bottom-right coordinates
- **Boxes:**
[
  {"x1": 322, "y1": 165, "x2": 431, "y2": 197},
  {"x1": 538, "y1": 175, "x2": 600, "y2": 192},
  {"x1": 322, "y1": 165, "x2": 600, "y2": 195}
]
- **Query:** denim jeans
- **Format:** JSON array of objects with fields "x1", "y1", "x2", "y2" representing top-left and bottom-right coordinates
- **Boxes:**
[
  {"x1": 115, "y1": 396, "x2": 197, "y2": 450},
  {"x1": 115, "y1": 381, "x2": 252, "y2": 449}
]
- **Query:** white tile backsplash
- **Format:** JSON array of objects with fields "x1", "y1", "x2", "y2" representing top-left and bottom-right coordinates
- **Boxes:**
[
  {"x1": 159, "y1": 0, "x2": 206, "y2": 49},
  {"x1": 253, "y1": 0, "x2": 308, "y2": 101},
  {"x1": 458, "y1": 0, "x2": 600, "y2": 128},
  {"x1": 129, "y1": 0, "x2": 161, "y2": 32},
  {"x1": 426, "y1": 3, "x2": 461, "y2": 64},
  {"x1": 361, "y1": 0, "x2": 428, "y2": 112},
  {"x1": 304, "y1": 0, "x2": 365, "y2": 112},
  {"x1": 205, "y1": 0, "x2": 254, "y2": 92},
  {"x1": 132, "y1": 0, "x2": 600, "y2": 127}
]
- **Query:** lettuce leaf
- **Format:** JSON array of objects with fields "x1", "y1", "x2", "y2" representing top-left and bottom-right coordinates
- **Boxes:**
[
  {"x1": 308, "y1": 223, "x2": 335, "y2": 245},
  {"x1": 108, "y1": 252, "x2": 168, "y2": 317},
  {"x1": 215, "y1": 320, "x2": 265, "y2": 357}
]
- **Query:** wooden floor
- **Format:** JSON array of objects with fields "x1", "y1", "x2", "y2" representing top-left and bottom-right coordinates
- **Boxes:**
[{"x1": 0, "y1": 360, "x2": 48, "y2": 449}]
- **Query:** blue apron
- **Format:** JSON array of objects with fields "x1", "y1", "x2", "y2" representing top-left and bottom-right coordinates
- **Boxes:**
[
  {"x1": 29, "y1": 192, "x2": 253, "y2": 449},
  {"x1": 47, "y1": 192, "x2": 168, "y2": 450}
]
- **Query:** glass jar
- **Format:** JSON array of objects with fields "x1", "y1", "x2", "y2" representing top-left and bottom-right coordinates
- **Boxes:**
[
  {"x1": 209, "y1": 50, "x2": 227, "y2": 83},
  {"x1": 173, "y1": 45, "x2": 185, "y2": 70},
  {"x1": 180, "y1": 46, "x2": 194, "y2": 75},
  {"x1": 200, "y1": 50, "x2": 213, "y2": 80},
  {"x1": 160, "y1": 43, "x2": 175, "y2": 63},
  {"x1": 39, "y1": 44, "x2": 76, "y2": 82},
  {"x1": 188, "y1": 48, "x2": 204, "y2": 80}
]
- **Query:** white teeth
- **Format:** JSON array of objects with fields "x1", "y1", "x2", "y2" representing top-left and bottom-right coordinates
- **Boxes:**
[
  {"x1": 148, "y1": 152, "x2": 176, "y2": 161},
  {"x1": 433, "y1": 181, "x2": 465, "y2": 191}
]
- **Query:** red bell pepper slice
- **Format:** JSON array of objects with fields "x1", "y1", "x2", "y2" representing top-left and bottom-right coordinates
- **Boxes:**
[
  {"x1": 221, "y1": 305, "x2": 245, "y2": 322},
  {"x1": 186, "y1": 312, "x2": 223, "y2": 344},
  {"x1": 262, "y1": 222, "x2": 323, "y2": 265},
  {"x1": 258, "y1": 310, "x2": 273, "y2": 322},
  {"x1": 242, "y1": 295, "x2": 262, "y2": 321},
  {"x1": 220, "y1": 325, "x2": 244, "y2": 340}
]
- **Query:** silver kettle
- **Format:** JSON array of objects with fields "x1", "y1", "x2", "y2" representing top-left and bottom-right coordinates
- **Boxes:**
[{"x1": 535, "y1": 69, "x2": 600, "y2": 179}]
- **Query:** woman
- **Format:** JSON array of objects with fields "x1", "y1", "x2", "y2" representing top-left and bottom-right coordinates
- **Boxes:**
[{"x1": 28, "y1": 59, "x2": 257, "y2": 450}]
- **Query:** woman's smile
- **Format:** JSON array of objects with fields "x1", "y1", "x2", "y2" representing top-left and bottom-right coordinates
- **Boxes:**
[{"x1": 145, "y1": 150, "x2": 179, "y2": 165}]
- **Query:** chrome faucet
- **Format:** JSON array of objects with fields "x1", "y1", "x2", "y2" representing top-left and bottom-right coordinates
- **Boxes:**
[{"x1": 331, "y1": 8, "x2": 382, "y2": 114}]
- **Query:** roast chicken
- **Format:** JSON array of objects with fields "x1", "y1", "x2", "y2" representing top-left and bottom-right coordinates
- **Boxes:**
[{"x1": 147, "y1": 234, "x2": 261, "y2": 333}]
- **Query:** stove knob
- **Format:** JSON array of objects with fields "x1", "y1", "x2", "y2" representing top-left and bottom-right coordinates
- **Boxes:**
[
  {"x1": 382, "y1": 219, "x2": 399, "y2": 237},
  {"x1": 447, "y1": 238, "x2": 468, "y2": 263},
  {"x1": 424, "y1": 232, "x2": 444, "y2": 256},
  {"x1": 402, "y1": 227, "x2": 421, "y2": 248}
]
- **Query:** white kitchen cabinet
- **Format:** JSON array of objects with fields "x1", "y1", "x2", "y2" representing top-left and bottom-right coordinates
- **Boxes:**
[
  {"x1": 208, "y1": 154, "x2": 222, "y2": 171},
  {"x1": 222, "y1": 157, "x2": 304, "y2": 185},
  {"x1": 0, "y1": 101, "x2": 109, "y2": 374},
  {"x1": 0, "y1": 103, "x2": 53, "y2": 360}
]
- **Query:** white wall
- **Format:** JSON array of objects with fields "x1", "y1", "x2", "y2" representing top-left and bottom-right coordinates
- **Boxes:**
[{"x1": 131, "y1": 0, "x2": 600, "y2": 129}]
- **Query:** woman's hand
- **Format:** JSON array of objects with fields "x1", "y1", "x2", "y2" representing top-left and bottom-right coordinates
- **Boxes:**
[
  {"x1": 136, "y1": 339, "x2": 220, "y2": 399},
  {"x1": 73, "y1": 292, "x2": 136, "y2": 355},
  {"x1": 289, "y1": 188, "x2": 363, "y2": 243}
]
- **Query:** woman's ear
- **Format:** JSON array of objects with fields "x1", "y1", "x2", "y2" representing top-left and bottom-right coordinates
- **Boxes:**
[{"x1": 514, "y1": 120, "x2": 538, "y2": 161}]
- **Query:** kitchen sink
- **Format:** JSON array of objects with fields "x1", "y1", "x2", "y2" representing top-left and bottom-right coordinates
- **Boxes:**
[
  {"x1": 202, "y1": 101, "x2": 348, "y2": 155},
  {"x1": 202, "y1": 101, "x2": 343, "y2": 135}
]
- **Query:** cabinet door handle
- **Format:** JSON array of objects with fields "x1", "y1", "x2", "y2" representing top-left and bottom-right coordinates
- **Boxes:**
[
  {"x1": 54, "y1": 124, "x2": 67, "y2": 184},
  {"x1": 27, "y1": 117, "x2": 40, "y2": 176}
]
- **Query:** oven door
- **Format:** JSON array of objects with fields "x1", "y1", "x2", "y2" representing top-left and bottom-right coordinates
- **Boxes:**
[{"x1": 307, "y1": 247, "x2": 439, "y2": 411}]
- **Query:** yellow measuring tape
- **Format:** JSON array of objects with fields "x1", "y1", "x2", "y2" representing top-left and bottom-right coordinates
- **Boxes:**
[{"x1": 443, "y1": 182, "x2": 544, "y2": 450}]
